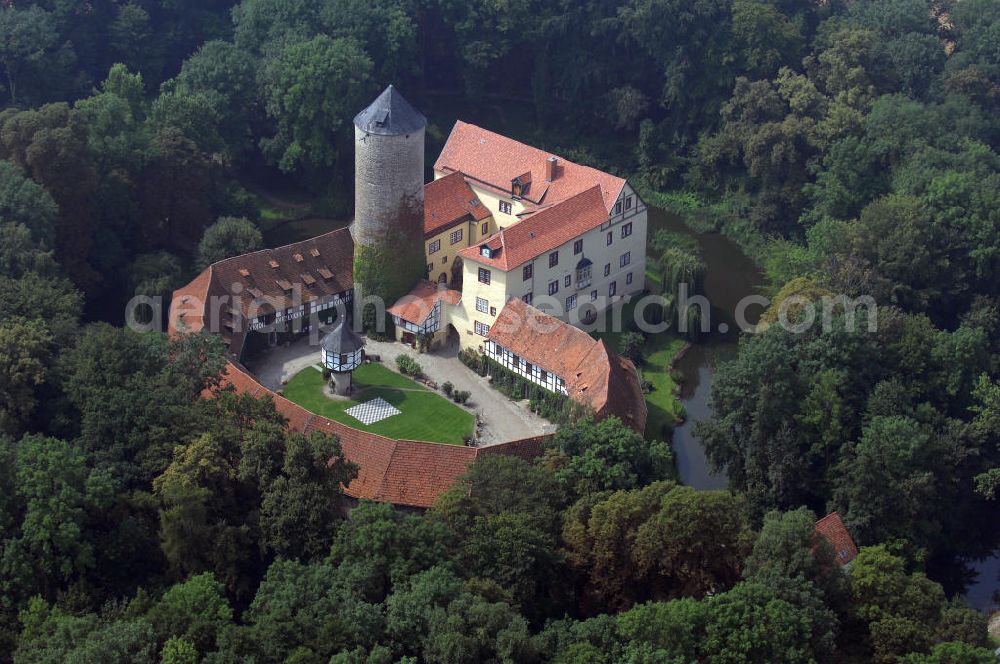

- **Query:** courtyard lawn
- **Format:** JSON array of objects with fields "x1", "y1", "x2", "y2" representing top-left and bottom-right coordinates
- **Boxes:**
[{"x1": 280, "y1": 362, "x2": 474, "y2": 445}]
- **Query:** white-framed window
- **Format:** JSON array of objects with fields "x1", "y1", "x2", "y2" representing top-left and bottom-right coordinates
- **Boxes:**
[
  {"x1": 573, "y1": 239, "x2": 583, "y2": 254},
  {"x1": 426, "y1": 263, "x2": 433, "y2": 274},
  {"x1": 549, "y1": 251, "x2": 559, "y2": 268},
  {"x1": 481, "y1": 222, "x2": 489, "y2": 236},
  {"x1": 621, "y1": 222, "x2": 633, "y2": 238},
  {"x1": 523, "y1": 264, "x2": 532, "y2": 281},
  {"x1": 626, "y1": 272, "x2": 633, "y2": 285},
  {"x1": 564, "y1": 274, "x2": 571, "y2": 287},
  {"x1": 524, "y1": 292, "x2": 533, "y2": 305},
  {"x1": 625, "y1": 196, "x2": 633, "y2": 210},
  {"x1": 428, "y1": 239, "x2": 441, "y2": 254},
  {"x1": 609, "y1": 281, "x2": 617, "y2": 296},
  {"x1": 490, "y1": 306, "x2": 496, "y2": 316},
  {"x1": 620, "y1": 251, "x2": 631, "y2": 268},
  {"x1": 476, "y1": 297, "x2": 489, "y2": 313},
  {"x1": 590, "y1": 289, "x2": 598, "y2": 301},
  {"x1": 478, "y1": 267, "x2": 491, "y2": 284},
  {"x1": 606, "y1": 231, "x2": 613, "y2": 246},
  {"x1": 614, "y1": 200, "x2": 622, "y2": 215},
  {"x1": 548, "y1": 280, "x2": 559, "y2": 295},
  {"x1": 475, "y1": 320, "x2": 490, "y2": 336},
  {"x1": 499, "y1": 201, "x2": 512, "y2": 214},
  {"x1": 450, "y1": 228, "x2": 463, "y2": 244},
  {"x1": 604, "y1": 263, "x2": 611, "y2": 277},
  {"x1": 566, "y1": 294, "x2": 577, "y2": 310}
]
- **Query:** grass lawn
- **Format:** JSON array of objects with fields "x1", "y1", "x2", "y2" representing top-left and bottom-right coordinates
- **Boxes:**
[
  {"x1": 281, "y1": 363, "x2": 475, "y2": 445},
  {"x1": 641, "y1": 334, "x2": 687, "y2": 441}
]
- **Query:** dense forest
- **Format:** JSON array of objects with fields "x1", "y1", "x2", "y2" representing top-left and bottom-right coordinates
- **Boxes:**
[{"x1": 1, "y1": 0, "x2": 1000, "y2": 661}]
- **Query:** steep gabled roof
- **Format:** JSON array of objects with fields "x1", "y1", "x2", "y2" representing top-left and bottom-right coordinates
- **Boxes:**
[
  {"x1": 424, "y1": 171, "x2": 491, "y2": 238},
  {"x1": 487, "y1": 298, "x2": 647, "y2": 433},
  {"x1": 457, "y1": 186, "x2": 608, "y2": 271},
  {"x1": 434, "y1": 120, "x2": 626, "y2": 212}
]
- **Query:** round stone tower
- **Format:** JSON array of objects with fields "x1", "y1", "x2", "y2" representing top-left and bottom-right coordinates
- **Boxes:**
[{"x1": 352, "y1": 85, "x2": 427, "y2": 314}]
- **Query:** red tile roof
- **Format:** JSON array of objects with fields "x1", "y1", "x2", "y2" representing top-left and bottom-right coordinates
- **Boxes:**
[
  {"x1": 216, "y1": 360, "x2": 550, "y2": 508},
  {"x1": 457, "y1": 186, "x2": 608, "y2": 271},
  {"x1": 387, "y1": 280, "x2": 462, "y2": 325},
  {"x1": 424, "y1": 171, "x2": 491, "y2": 237},
  {"x1": 815, "y1": 512, "x2": 859, "y2": 566},
  {"x1": 434, "y1": 121, "x2": 626, "y2": 213},
  {"x1": 571, "y1": 339, "x2": 648, "y2": 433},
  {"x1": 169, "y1": 228, "x2": 355, "y2": 357},
  {"x1": 488, "y1": 298, "x2": 646, "y2": 433},
  {"x1": 168, "y1": 265, "x2": 215, "y2": 335}
]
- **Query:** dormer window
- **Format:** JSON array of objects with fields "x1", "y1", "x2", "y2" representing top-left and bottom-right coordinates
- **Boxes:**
[
  {"x1": 511, "y1": 172, "x2": 531, "y2": 199},
  {"x1": 480, "y1": 245, "x2": 493, "y2": 258}
]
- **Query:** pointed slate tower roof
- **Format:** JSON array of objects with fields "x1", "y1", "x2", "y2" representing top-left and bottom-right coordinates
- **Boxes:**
[
  {"x1": 354, "y1": 85, "x2": 426, "y2": 136},
  {"x1": 321, "y1": 319, "x2": 365, "y2": 355}
]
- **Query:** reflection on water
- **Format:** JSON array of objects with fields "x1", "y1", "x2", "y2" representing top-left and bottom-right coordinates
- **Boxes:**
[
  {"x1": 964, "y1": 556, "x2": 1000, "y2": 613},
  {"x1": 673, "y1": 346, "x2": 726, "y2": 490},
  {"x1": 646, "y1": 207, "x2": 763, "y2": 491}
]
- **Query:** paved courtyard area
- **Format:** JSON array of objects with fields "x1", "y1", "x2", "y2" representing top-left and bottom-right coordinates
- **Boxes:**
[{"x1": 245, "y1": 334, "x2": 555, "y2": 445}]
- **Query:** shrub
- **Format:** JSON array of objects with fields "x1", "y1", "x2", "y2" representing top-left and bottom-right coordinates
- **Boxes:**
[
  {"x1": 453, "y1": 390, "x2": 471, "y2": 404},
  {"x1": 442, "y1": 381, "x2": 454, "y2": 396},
  {"x1": 619, "y1": 331, "x2": 646, "y2": 364},
  {"x1": 459, "y1": 348, "x2": 487, "y2": 376},
  {"x1": 322, "y1": 367, "x2": 331, "y2": 380},
  {"x1": 395, "y1": 354, "x2": 422, "y2": 376},
  {"x1": 641, "y1": 379, "x2": 654, "y2": 394}
]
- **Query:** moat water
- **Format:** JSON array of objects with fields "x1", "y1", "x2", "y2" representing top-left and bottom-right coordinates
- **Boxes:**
[
  {"x1": 645, "y1": 206, "x2": 763, "y2": 492},
  {"x1": 646, "y1": 206, "x2": 998, "y2": 614}
]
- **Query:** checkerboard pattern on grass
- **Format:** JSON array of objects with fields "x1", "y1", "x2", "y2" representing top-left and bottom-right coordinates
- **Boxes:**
[{"x1": 345, "y1": 397, "x2": 402, "y2": 425}]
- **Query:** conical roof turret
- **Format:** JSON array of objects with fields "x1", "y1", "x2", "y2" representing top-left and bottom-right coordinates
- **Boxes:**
[{"x1": 353, "y1": 84, "x2": 426, "y2": 136}]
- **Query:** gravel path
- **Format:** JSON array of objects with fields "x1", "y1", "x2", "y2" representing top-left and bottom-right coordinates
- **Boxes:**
[{"x1": 244, "y1": 336, "x2": 554, "y2": 445}]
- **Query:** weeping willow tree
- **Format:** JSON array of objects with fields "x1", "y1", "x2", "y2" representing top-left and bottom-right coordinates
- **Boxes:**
[{"x1": 653, "y1": 230, "x2": 707, "y2": 340}]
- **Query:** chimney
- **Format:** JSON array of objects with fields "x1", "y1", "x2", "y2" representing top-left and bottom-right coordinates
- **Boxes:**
[{"x1": 545, "y1": 156, "x2": 558, "y2": 182}]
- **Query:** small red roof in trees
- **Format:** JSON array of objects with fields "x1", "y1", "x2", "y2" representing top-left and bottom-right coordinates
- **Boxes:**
[{"x1": 815, "y1": 512, "x2": 859, "y2": 566}]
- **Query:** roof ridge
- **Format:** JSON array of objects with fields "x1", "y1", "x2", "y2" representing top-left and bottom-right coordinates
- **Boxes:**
[{"x1": 209, "y1": 226, "x2": 351, "y2": 270}]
